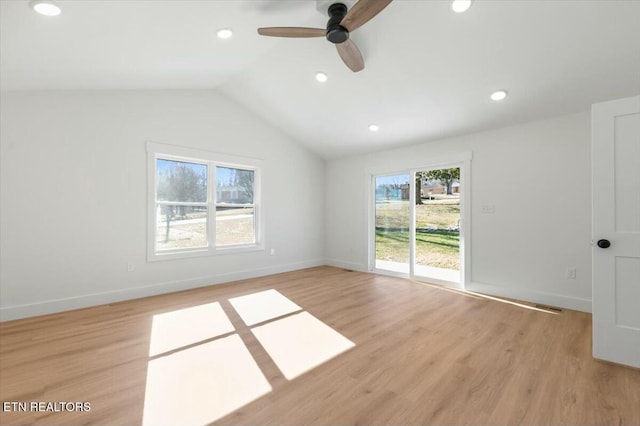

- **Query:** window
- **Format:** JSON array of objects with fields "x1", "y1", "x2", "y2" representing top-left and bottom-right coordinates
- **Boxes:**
[
  {"x1": 215, "y1": 167, "x2": 256, "y2": 247},
  {"x1": 147, "y1": 142, "x2": 262, "y2": 260},
  {"x1": 156, "y1": 159, "x2": 208, "y2": 252}
]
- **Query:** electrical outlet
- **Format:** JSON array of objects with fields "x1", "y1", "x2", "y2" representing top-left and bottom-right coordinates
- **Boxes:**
[
  {"x1": 270, "y1": 248, "x2": 275, "y2": 256},
  {"x1": 566, "y1": 267, "x2": 576, "y2": 279},
  {"x1": 127, "y1": 263, "x2": 135, "y2": 272}
]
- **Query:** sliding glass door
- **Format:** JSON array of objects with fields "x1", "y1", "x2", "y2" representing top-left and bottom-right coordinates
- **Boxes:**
[
  {"x1": 374, "y1": 173, "x2": 411, "y2": 274},
  {"x1": 372, "y1": 164, "x2": 466, "y2": 287},
  {"x1": 414, "y1": 167, "x2": 461, "y2": 283}
]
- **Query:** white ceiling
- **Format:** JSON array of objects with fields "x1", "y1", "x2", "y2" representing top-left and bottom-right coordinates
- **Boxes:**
[{"x1": 2, "y1": 0, "x2": 639, "y2": 159}]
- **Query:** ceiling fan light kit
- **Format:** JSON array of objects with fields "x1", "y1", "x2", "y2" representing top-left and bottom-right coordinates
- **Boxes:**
[{"x1": 257, "y1": 0, "x2": 393, "y2": 72}]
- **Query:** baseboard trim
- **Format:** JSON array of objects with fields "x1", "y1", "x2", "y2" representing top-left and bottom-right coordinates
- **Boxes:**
[
  {"x1": 0, "y1": 260, "x2": 592, "y2": 321},
  {"x1": 324, "y1": 259, "x2": 369, "y2": 273},
  {"x1": 467, "y1": 281, "x2": 592, "y2": 313},
  {"x1": 325, "y1": 259, "x2": 593, "y2": 312},
  {"x1": 0, "y1": 259, "x2": 325, "y2": 322},
  {"x1": 324, "y1": 260, "x2": 592, "y2": 312}
]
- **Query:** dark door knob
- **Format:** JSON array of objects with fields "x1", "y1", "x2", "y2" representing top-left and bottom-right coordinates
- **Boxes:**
[{"x1": 597, "y1": 239, "x2": 611, "y2": 248}]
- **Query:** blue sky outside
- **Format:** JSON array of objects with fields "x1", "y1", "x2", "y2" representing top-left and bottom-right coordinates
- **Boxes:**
[
  {"x1": 216, "y1": 166, "x2": 251, "y2": 188},
  {"x1": 157, "y1": 159, "x2": 254, "y2": 204},
  {"x1": 157, "y1": 159, "x2": 207, "y2": 179},
  {"x1": 375, "y1": 173, "x2": 410, "y2": 202},
  {"x1": 156, "y1": 159, "x2": 240, "y2": 187},
  {"x1": 375, "y1": 173, "x2": 410, "y2": 188}
]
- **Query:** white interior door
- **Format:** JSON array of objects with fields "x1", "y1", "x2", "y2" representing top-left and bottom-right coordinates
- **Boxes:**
[{"x1": 592, "y1": 95, "x2": 640, "y2": 368}]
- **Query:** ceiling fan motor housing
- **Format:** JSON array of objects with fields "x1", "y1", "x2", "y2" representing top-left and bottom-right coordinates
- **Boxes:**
[{"x1": 326, "y1": 3, "x2": 349, "y2": 44}]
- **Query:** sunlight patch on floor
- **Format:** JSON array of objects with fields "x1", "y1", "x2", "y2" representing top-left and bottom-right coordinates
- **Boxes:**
[
  {"x1": 464, "y1": 290, "x2": 561, "y2": 314},
  {"x1": 142, "y1": 334, "x2": 271, "y2": 426},
  {"x1": 415, "y1": 281, "x2": 560, "y2": 314},
  {"x1": 143, "y1": 291, "x2": 357, "y2": 424},
  {"x1": 149, "y1": 302, "x2": 235, "y2": 356},
  {"x1": 251, "y1": 311, "x2": 355, "y2": 380},
  {"x1": 229, "y1": 289, "x2": 302, "y2": 326}
]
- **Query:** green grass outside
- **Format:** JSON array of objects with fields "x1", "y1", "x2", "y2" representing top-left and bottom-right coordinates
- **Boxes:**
[
  {"x1": 375, "y1": 229, "x2": 460, "y2": 270},
  {"x1": 375, "y1": 196, "x2": 460, "y2": 270}
]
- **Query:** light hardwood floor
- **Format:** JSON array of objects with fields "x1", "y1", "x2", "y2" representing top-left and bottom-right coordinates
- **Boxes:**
[{"x1": 1, "y1": 266, "x2": 638, "y2": 425}]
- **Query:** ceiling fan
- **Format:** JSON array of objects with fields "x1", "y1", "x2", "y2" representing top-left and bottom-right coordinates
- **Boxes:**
[{"x1": 257, "y1": 0, "x2": 393, "y2": 72}]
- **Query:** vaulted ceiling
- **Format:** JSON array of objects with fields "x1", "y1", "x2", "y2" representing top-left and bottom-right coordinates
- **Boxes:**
[{"x1": 2, "y1": 0, "x2": 639, "y2": 159}]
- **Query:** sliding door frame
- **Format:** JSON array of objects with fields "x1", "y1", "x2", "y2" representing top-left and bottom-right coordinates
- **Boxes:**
[{"x1": 368, "y1": 153, "x2": 472, "y2": 289}]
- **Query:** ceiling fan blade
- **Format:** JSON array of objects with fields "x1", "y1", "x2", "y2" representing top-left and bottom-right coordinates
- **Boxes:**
[
  {"x1": 340, "y1": 0, "x2": 393, "y2": 32},
  {"x1": 336, "y1": 39, "x2": 365, "y2": 72},
  {"x1": 257, "y1": 27, "x2": 326, "y2": 38}
]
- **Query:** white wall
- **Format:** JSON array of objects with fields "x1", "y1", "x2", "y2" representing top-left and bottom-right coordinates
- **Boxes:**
[
  {"x1": 325, "y1": 111, "x2": 592, "y2": 312},
  {"x1": 0, "y1": 92, "x2": 594, "y2": 319},
  {"x1": 0, "y1": 90, "x2": 325, "y2": 320}
]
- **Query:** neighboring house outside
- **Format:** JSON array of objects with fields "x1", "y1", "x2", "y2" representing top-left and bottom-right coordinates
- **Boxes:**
[
  {"x1": 421, "y1": 180, "x2": 460, "y2": 197},
  {"x1": 217, "y1": 184, "x2": 252, "y2": 204},
  {"x1": 376, "y1": 180, "x2": 460, "y2": 202}
]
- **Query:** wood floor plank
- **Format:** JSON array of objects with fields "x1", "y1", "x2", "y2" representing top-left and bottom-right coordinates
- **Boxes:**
[{"x1": 1, "y1": 266, "x2": 638, "y2": 425}]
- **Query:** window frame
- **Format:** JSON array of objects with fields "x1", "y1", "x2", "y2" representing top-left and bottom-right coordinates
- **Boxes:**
[{"x1": 147, "y1": 142, "x2": 263, "y2": 261}]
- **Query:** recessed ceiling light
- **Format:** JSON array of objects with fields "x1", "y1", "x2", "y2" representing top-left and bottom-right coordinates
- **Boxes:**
[
  {"x1": 30, "y1": 0, "x2": 61, "y2": 16},
  {"x1": 368, "y1": 124, "x2": 380, "y2": 132},
  {"x1": 216, "y1": 28, "x2": 233, "y2": 39},
  {"x1": 315, "y1": 72, "x2": 328, "y2": 83},
  {"x1": 490, "y1": 90, "x2": 508, "y2": 101},
  {"x1": 451, "y1": 0, "x2": 472, "y2": 13}
]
